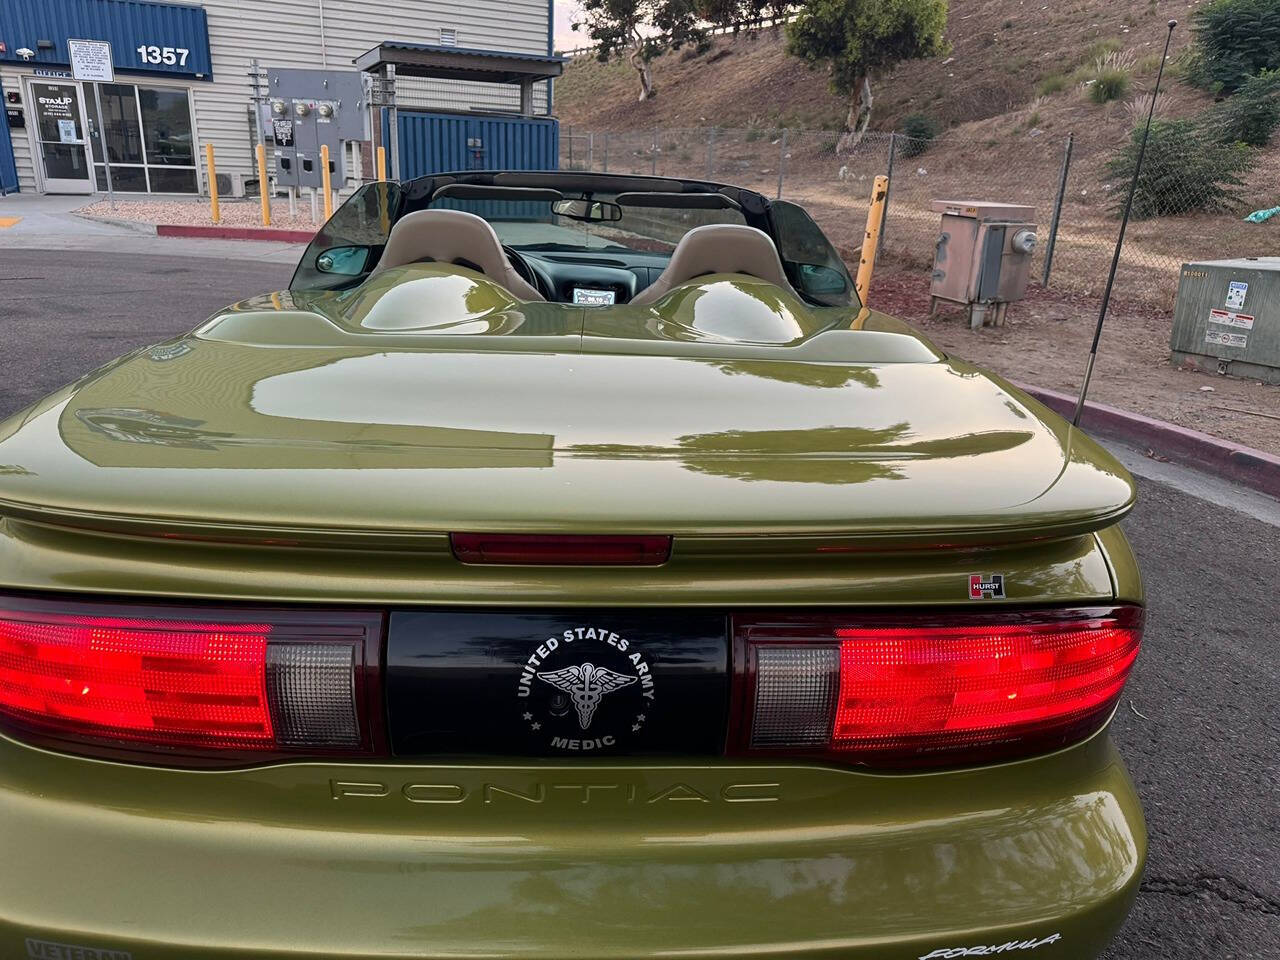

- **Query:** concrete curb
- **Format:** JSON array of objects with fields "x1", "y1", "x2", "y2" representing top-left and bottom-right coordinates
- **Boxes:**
[
  {"x1": 1015, "y1": 381, "x2": 1280, "y2": 500},
  {"x1": 156, "y1": 224, "x2": 316, "y2": 243},
  {"x1": 71, "y1": 213, "x2": 158, "y2": 235}
]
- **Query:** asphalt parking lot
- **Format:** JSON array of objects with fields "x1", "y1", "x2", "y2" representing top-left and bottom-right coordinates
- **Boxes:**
[{"x1": 0, "y1": 246, "x2": 1277, "y2": 960}]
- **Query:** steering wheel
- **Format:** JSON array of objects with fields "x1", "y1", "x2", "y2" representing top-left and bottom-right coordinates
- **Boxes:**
[{"x1": 503, "y1": 246, "x2": 550, "y2": 300}]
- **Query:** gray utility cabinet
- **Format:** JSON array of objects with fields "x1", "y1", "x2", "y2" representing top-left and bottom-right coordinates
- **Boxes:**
[{"x1": 1171, "y1": 257, "x2": 1280, "y2": 384}]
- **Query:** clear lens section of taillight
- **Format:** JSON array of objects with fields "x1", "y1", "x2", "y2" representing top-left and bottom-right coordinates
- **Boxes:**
[
  {"x1": 733, "y1": 606, "x2": 1143, "y2": 768},
  {"x1": 0, "y1": 596, "x2": 382, "y2": 763}
]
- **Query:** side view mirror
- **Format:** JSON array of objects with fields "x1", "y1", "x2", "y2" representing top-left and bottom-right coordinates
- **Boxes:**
[
  {"x1": 552, "y1": 198, "x2": 623, "y2": 222},
  {"x1": 315, "y1": 245, "x2": 370, "y2": 276},
  {"x1": 797, "y1": 263, "x2": 849, "y2": 296}
]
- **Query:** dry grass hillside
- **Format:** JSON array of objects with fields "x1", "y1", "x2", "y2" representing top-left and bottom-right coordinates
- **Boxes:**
[
  {"x1": 554, "y1": 0, "x2": 1280, "y2": 452},
  {"x1": 557, "y1": 0, "x2": 1205, "y2": 132}
]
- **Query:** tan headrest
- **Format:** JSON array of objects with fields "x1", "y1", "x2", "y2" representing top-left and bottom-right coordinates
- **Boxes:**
[
  {"x1": 372, "y1": 209, "x2": 544, "y2": 301},
  {"x1": 630, "y1": 224, "x2": 802, "y2": 306}
]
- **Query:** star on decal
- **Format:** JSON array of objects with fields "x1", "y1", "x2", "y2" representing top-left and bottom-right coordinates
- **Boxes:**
[
  {"x1": 522, "y1": 712, "x2": 533, "y2": 721},
  {"x1": 531, "y1": 722, "x2": 541, "y2": 731},
  {"x1": 632, "y1": 723, "x2": 642, "y2": 732},
  {"x1": 635, "y1": 713, "x2": 646, "y2": 722}
]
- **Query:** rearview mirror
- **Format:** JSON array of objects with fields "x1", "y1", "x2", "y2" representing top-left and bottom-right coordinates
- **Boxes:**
[
  {"x1": 315, "y1": 245, "x2": 370, "y2": 276},
  {"x1": 552, "y1": 198, "x2": 623, "y2": 222}
]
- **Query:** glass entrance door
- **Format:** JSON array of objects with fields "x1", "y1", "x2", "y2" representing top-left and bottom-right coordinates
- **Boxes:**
[{"x1": 29, "y1": 81, "x2": 94, "y2": 194}]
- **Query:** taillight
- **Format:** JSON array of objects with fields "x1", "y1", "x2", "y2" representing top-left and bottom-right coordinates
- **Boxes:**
[
  {"x1": 451, "y1": 533, "x2": 672, "y2": 565},
  {"x1": 730, "y1": 606, "x2": 1143, "y2": 768},
  {"x1": 0, "y1": 595, "x2": 383, "y2": 764}
]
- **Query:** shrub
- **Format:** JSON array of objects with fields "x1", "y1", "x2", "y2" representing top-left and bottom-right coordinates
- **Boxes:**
[
  {"x1": 1205, "y1": 69, "x2": 1280, "y2": 146},
  {"x1": 1089, "y1": 67, "x2": 1130, "y2": 103},
  {"x1": 1190, "y1": 0, "x2": 1280, "y2": 93},
  {"x1": 1036, "y1": 73, "x2": 1069, "y2": 96},
  {"x1": 897, "y1": 112, "x2": 940, "y2": 156},
  {"x1": 1106, "y1": 118, "x2": 1254, "y2": 218}
]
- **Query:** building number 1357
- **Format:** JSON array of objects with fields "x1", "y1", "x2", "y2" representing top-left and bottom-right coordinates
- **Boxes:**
[{"x1": 136, "y1": 45, "x2": 190, "y2": 66}]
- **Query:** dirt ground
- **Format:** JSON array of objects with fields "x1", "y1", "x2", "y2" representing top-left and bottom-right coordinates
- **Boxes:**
[
  {"x1": 79, "y1": 197, "x2": 323, "y2": 232},
  {"x1": 870, "y1": 265, "x2": 1280, "y2": 455}
]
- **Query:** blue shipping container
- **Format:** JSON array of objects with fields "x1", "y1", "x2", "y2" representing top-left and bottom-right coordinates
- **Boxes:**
[
  {"x1": 388, "y1": 110, "x2": 559, "y2": 179},
  {"x1": 0, "y1": 0, "x2": 213, "y2": 79}
]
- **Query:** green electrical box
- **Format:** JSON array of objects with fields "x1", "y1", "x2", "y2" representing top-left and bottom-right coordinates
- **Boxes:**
[{"x1": 1171, "y1": 257, "x2": 1280, "y2": 384}]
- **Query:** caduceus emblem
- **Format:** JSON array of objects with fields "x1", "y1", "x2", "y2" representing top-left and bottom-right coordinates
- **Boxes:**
[{"x1": 537, "y1": 662, "x2": 637, "y2": 730}]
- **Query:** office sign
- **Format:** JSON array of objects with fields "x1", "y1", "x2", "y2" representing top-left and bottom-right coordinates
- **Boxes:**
[{"x1": 68, "y1": 39, "x2": 114, "y2": 83}]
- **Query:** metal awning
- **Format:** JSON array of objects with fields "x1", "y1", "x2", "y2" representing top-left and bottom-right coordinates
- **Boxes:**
[{"x1": 355, "y1": 41, "x2": 566, "y2": 83}]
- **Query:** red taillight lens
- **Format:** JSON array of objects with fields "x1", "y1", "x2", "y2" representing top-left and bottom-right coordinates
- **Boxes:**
[
  {"x1": 732, "y1": 606, "x2": 1143, "y2": 768},
  {"x1": 0, "y1": 596, "x2": 383, "y2": 764},
  {"x1": 451, "y1": 533, "x2": 672, "y2": 566}
]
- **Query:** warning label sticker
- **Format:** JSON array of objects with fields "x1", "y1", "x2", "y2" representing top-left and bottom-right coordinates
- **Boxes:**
[
  {"x1": 1208, "y1": 308, "x2": 1255, "y2": 330},
  {"x1": 1225, "y1": 281, "x2": 1248, "y2": 310},
  {"x1": 1206, "y1": 329, "x2": 1248, "y2": 349}
]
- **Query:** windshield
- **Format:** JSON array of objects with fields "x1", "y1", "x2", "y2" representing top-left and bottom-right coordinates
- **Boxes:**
[{"x1": 428, "y1": 193, "x2": 748, "y2": 255}]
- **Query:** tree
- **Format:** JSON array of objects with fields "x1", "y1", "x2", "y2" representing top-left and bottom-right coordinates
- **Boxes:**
[
  {"x1": 573, "y1": 0, "x2": 707, "y2": 101},
  {"x1": 1189, "y1": 0, "x2": 1280, "y2": 94},
  {"x1": 787, "y1": 0, "x2": 949, "y2": 152},
  {"x1": 1106, "y1": 118, "x2": 1253, "y2": 219}
]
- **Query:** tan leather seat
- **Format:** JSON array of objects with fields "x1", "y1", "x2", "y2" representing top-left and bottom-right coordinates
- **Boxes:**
[
  {"x1": 371, "y1": 209, "x2": 544, "y2": 301},
  {"x1": 630, "y1": 223, "x2": 802, "y2": 306}
]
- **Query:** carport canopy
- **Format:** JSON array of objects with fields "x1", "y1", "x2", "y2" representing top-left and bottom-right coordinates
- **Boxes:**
[{"x1": 355, "y1": 41, "x2": 566, "y2": 115}]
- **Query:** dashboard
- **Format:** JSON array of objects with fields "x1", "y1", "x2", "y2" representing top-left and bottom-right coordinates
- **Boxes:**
[{"x1": 507, "y1": 248, "x2": 673, "y2": 305}]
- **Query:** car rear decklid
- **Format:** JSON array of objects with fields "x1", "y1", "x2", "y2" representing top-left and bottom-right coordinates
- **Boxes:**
[{"x1": 0, "y1": 338, "x2": 1133, "y2": 549}]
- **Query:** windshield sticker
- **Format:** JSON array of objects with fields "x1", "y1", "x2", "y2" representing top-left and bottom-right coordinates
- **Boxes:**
[
  {"x1": 516, "y1": 626, "x2": 656, "y2": 752},
  {"x1": 919, "y1": 933, "x2": 1061, "y2": 959},
  {"x1": 573, "y1": 287, "x2": 617, "y2": 306},
  {"x1": 968, "y1": 574, "x2": 1006, "y2": 600}
]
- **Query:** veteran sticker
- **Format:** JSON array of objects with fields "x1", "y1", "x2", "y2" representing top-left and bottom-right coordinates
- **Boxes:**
[{"x1": 516, "y1": 626, "x2": 656, "y2": 752}]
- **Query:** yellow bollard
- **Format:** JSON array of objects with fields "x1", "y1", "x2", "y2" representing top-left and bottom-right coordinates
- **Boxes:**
[
  {"x1": 205, "y1": 143, "x2": 220, "y2": 224},
  {"x1": 376, "y1": 145, "x2": 387, "y2": 182},
  {"x1": 321, "y1": 144, "x2": 333, "y2": 221},
  {"x1": 854, "y1": 174, "x2": 889, "y2": 309},
  {"x1": 256, "y1": 143, "x2": 271, "y2": 227}
]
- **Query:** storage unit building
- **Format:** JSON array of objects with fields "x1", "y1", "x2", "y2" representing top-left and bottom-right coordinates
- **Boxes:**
[{"x1": 0, "y1": 0, "x2": 556, "y2": 196}]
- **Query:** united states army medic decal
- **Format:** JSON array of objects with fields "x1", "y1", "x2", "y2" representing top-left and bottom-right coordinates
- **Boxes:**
[{"x1": 516, "y1": 626, "x2": 657, "y2": 752}]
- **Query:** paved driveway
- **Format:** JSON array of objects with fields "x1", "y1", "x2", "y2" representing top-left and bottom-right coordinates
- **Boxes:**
[{"x1": 0, "y1": 246, "x2": 1276, "y2": 960}]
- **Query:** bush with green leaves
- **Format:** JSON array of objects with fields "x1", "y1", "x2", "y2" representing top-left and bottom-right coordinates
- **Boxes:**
[
  {"x1": 897, "y1": 112, "x2": 940, "y2": 156},
  {"x1": 1190, "y1": 0, "x2": 1280, "y2": 93},
  {"x1": 1106, "y1": 118, "x2": 1254, "y2": 218},
  {"x1": 1204, "y1": 69, "x2": 1280, "y2": 145}
]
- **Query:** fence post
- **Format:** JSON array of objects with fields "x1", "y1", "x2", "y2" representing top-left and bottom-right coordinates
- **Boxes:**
[
  {"x1": 879, "y1": 131, "x2": 897, "y2": 247},
  {"x1": 567, "y1": 125, "x2": 574, "y2": 168},
  {"x1": 320, "y1": 143, "x2": 333, "y2": 221},
  {"x1": 1042, "y1": 131, "x2": 1074, "y2": 287},
  {"x1": 651, "y1": 129, "x2": 658, "y2": 175},
  {"x1": 602, "y1": 132, "x2": 610, "y2": 172},
  {"x1": 776, "y1": 128, "x2": 788, "y2": 199},
  {"x1": 706, "y1": 127, "x2": 716, "y2": 180}
]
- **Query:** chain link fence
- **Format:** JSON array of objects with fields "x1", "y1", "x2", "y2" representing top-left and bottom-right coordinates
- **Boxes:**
[{"x1": 560, "y1": 124, "x2": 1279, "y2": 308}]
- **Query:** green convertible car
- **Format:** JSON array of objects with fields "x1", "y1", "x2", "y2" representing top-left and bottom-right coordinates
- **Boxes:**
[{"x1": 0, "y1": 172, "x2": 1144, "y2": 960}]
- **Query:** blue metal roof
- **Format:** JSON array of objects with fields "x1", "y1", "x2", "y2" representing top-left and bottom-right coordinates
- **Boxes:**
[{"x1": 0, "y1": 0, "x2": 213, "y2": 79}]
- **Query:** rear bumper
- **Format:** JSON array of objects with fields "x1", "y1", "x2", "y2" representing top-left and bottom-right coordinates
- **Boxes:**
[{"x1": 2, "y1": 729, "x2": 1144, "y2": 960}]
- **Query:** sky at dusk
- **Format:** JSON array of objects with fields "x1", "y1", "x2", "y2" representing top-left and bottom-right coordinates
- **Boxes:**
[{"x1": 553, "y1": 1, "x2": 585, "y2": 51}]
